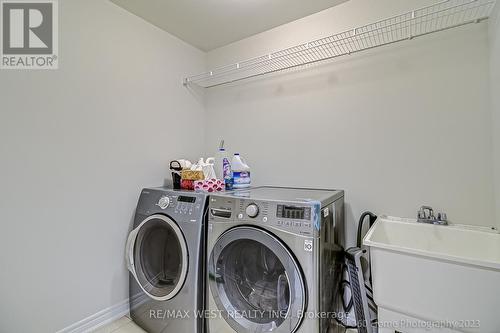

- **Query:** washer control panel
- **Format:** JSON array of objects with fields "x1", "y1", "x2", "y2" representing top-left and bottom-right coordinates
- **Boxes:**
[{"x1": 209, "y1": 196, "x2": 315, "y2": 236}]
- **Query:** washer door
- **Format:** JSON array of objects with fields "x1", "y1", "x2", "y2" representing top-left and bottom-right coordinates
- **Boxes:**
[
  {"x1": 126, "y1": 214, "x2": 188, "y2": 301},
  {"x1": 209, "y1": 227, "x2": 305, "y2": 333}
]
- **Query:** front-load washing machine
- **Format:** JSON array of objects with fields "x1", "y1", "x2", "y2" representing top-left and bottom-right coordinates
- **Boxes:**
[
  {"x1": 125, "y1": 188, "x2": 208, "y2": 333},
  {"x1": 206, "y1": 186, "x2": 345, "y2": 333}
]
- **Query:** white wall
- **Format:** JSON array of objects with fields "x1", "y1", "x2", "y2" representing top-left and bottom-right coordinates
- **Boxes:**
[
  {"x1": 205, "y1": 0, "x2": 496, "y2": 241},
  {"x1": 490, "y1": 3, "x2": 500, "y2": 228},
  {"x1": 0, "y1": 1, "x2": 205, "y2": 332}
]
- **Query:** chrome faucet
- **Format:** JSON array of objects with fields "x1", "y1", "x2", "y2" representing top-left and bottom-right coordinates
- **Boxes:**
[{"x1": 417, "y1": 206, "x2": 448, "y2": 225}]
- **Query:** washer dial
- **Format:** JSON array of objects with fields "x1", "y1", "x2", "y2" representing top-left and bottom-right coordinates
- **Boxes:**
[{"x1": 245, "y1": 204, "x2": 259, "y2": 218}]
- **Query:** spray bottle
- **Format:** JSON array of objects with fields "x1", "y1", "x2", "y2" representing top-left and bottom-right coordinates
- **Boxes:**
[{"x1": 214, "y1": 140, "x2": 233, "y2": 190}]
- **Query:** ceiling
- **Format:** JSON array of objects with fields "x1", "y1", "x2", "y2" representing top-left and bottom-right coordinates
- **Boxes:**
[{"x1": 110, "y1": 0, "x2": 349, "y2": 51}]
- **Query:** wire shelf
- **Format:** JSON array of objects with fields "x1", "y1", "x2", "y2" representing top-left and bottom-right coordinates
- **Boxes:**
[{"x1": 183, "y1": 0, "x2": 496, "y2": 88}]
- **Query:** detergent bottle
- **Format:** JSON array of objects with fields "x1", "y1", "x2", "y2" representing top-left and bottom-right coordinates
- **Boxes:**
[{"x1": 232, "y1": 153, "x2": 251, "y2": 189}]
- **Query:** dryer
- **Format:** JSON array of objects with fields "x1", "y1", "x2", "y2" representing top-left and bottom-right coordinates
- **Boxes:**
[
  {"x1": 206, "y1": 186, "x2": 345, "y2": 333},
  {"x1": 125, "y1": 188, "x2": 208, "y2": 333}
]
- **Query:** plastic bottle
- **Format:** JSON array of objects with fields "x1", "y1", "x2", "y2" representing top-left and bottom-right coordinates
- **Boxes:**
[
  {"x1": 232, "y1": 153, "x2": 251, "y2": 189},
  {"x1": 215, "y1": 147, "x2": 233, "y2": 190}
]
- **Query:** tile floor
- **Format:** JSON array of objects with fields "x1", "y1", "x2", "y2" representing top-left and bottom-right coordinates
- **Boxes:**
[
  {"x1": 92, "y1": 316, "x2": 145, "y2": 333},
  {"x1": 94, "y1": 316, "x2": 358, "y2": 333}
]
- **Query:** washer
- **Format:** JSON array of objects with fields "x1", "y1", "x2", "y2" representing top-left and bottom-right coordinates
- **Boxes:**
[
  {"x1": 206, "y1": 186, "x2": 345, "y2": 333},
  {"x1": 125, "y1": 188, "x2": 208, "y2": 333}
]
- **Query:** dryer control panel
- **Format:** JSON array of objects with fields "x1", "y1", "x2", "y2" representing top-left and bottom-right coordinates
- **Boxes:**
[{"x1": 137, "y1": 189, "x2": 205, "y2": 218}]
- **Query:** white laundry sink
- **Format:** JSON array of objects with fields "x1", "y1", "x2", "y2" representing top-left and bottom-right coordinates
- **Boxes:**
[{"x1": 363, "y1": 216, "x2": 500, "y2": 333}]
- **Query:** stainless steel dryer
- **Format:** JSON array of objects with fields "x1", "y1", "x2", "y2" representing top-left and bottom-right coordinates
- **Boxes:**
[
  {"x1": 125, "y1": 188, "x2": 208, "y2": 333},
  {"x1": 206, "y1": 186, "x2": 345, "y2": 333}
]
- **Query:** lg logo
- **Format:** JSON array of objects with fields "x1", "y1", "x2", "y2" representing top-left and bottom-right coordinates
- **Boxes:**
[{"x1": 1, "y1": 0, "x2": 58, "y2": 69}]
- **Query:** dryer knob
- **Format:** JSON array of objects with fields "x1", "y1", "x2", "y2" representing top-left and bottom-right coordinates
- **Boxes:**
[
  {"x1": 246, "y1": 204, "x2": 259, "y2": 218},
  {"x1": 157, "y1": 196, "x2": 170, "y2": 209}
]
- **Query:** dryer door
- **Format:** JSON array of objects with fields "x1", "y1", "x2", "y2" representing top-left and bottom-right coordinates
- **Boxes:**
[
  {"x1": 209, "y1": 226, "x2": 305, "y2": 333},
  {"x1": 126, "y1": 214, "x2": 188, "y2": 301}
]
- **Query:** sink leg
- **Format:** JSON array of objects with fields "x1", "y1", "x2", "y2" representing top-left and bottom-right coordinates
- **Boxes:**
[
  {"x1": 379, "y1": 328, "x2": 396, "y2": 333},
  {"x1": 378, "y1": 307, "x2": 399, "y2": 333}
]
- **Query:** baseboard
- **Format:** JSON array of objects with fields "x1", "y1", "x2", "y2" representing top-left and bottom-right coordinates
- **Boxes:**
[{"x1": 56, "y1": 297, "x2": 133, "y2": 333}]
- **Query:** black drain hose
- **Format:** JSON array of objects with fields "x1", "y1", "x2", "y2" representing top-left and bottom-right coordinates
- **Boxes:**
[
  {"x1": 337, "y1": 211, "x2": 378, "y2": 329},
  {"x1": 357, "y1": 211, "x2": 378, "y2": 248}
]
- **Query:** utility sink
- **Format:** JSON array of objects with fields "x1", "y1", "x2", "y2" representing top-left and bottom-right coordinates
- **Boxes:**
[{"x1": 363, "y1": 216, "x2": 500, "y2": 333}]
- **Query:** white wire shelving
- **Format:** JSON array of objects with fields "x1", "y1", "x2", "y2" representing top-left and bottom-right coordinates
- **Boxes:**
[{"x1": 183, "y1": 0, "x2": 497, "y2": 88}]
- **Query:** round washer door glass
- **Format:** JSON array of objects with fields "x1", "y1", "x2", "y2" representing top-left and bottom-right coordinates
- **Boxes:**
[
  {"x1": 132, "y1": 214, "x2": 188, "y2": 301},
  {"x1": 209, "y1": 227, "x2": 305, "y2": 333}
]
